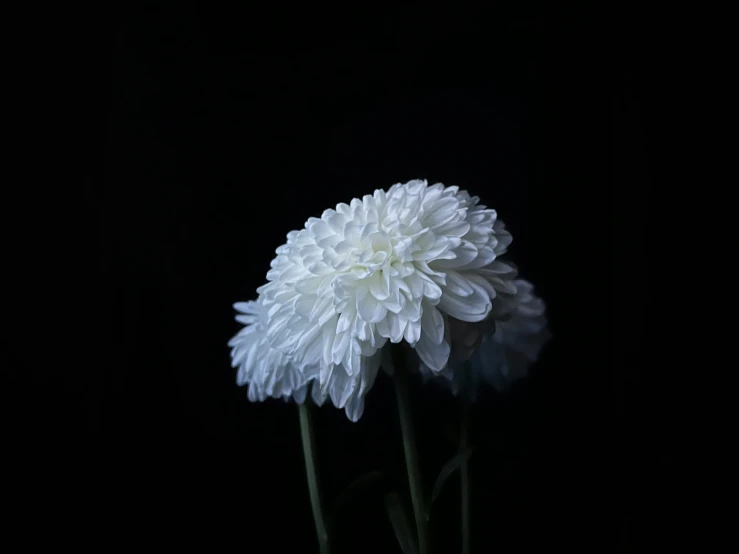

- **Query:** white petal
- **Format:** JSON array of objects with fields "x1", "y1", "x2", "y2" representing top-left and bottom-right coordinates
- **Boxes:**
[
  {"x1": 357, "y1": 293, "x2": 389, "y2": 323},
  {"x1": 415, "y1": 332, "x2": 450, "y2": 372},
  {"x1": 344, "y1": 354, "x2": 381, "y2": 421},
  {"x1": 311, "y1": 382, "x2": 327, "y2": 405},
  {"x1": 233, "y1": 301, "x2": 255, "y2": 313},
  {"x1": 326, "y1": 366, "x2": 358, "y2": 409},
  {"x1": 433, "y1": 220, "x2": 470, "y2": 237},
  {"x1": 331, "y1": 331, "x2": 351, "y2": 365},
  {"x1": 464, "y1": 245, "x2": 497, "y2": 269},
  {"x1": 342, "y1": 337, "x2": 363, "y2": 376},
  {"x1": 431, "y1": 240, "x2": 478, "y2": 269},
  {"x1": 437, "y1": 277, "x2": 491, "y2": 322},
  {"x1": 369, "y1": 269, "x2": 391, "y2": 300},
  {"x1": 413, "y1": 270, "x2": 442, "y2": 301},
  {"x1": 442, "y1": 270, "x2": 475, "y2": 297},
  {"x1": 295, "y1": 275, "x2": 325, "y2": 294},
  {"x1": 322, "y1": 321, "x2": 336, "y2": 366},
  {"x1": 336, "y1": 309, "x2": 354, "y2": 334},
  {"x1": 412, "y1": 238, "x2": 454, "y2": 261},
  {"x1": 420, "y1": 303, "x2": 445, "y2": 345},
  {"x1": 404, "y1": 319, "x2": 421, "y2": 345},
  {"x1": 344, "y1": 395, "x2": 365, "y2": 422}
]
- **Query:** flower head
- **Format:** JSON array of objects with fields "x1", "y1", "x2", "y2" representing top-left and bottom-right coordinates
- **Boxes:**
[
  {"x1": 254, "y1": 179, "x2": 517, "y2": 420},
  {"x1": 228, "y1": 297, "x2": 381, "y2": 421},
  {"x1": 228, "y1": 298, "x2": 317, "y2": 403}
]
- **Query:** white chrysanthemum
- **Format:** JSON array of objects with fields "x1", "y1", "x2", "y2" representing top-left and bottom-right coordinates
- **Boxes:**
[
  {"x1": 228, "y1": 298, "x2": 318, "y2": 404},
  {"x1": 256, "y1": 179, "x2": 517, "y2": 420},
  {"x1": 421, "y1": 279, "x2": 551, "y2": 399},
  {"x1": 228, "y1": 297, "x2": 380, "y2": 421}
]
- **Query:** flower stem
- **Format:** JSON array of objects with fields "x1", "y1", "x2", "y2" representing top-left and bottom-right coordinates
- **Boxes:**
[
  {"x1": 460, "y1": 401, "x2": 471, "y2": 554},
  {"x1": 392, "y1": 346, "x2": 430, "y2": 554},
  {"x1": 298, "y1": 402, "x2": 330, "y2": 554}
]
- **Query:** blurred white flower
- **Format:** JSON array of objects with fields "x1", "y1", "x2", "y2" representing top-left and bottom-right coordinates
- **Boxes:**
[
  {"x1": 228, "y1": 297, "x2": 380, "y2": 421},
  {"x1": 255, "y1": 179, "x2": 517, "y2": 420},
  {"x1": 421, "y1": 279, "x2": 551, "y2": 399}
]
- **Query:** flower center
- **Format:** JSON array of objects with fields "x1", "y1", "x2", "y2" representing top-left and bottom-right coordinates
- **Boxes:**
[{"x1": 340, "y1": 230, "x2": 414, "y2": 275}]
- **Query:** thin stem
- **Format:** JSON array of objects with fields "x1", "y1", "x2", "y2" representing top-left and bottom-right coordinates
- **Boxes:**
[
  {"x1": 460, "y1": 401, "x2": 471, "y2": 554},
  {"x1": 298, "y1": 402, "x2": 330, "y2": 554},
  {"x1": 392, "y1": 346, "x2": 430, "y2": 554}
]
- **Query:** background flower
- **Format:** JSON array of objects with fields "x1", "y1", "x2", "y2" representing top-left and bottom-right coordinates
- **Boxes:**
[
  {"x1": 256, "y1": 179, "x2": 518, "y2": 420},
  {"x1": 228, "y1": 297, "x2": 379, "y2": 421},
  {"x1": 228, "y1": 298, "x2": 317, "y2": 404},
  {"x1": 420, "y1": 279, "x2": 551, "y2": 399}
]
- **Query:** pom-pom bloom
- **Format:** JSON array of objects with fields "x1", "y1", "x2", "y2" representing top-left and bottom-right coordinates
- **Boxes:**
[
  {"x1": 228, "y1": 298, "x2": 376, "y2": 419},
  {"x1": 230, "y1": 179, "x2": 519, "y2": 421},
  {"x1": 228, "y1": 298, "x2": 317, "y2": 404}
]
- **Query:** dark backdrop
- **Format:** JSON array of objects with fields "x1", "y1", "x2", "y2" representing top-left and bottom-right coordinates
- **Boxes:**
[{"x1": 7, "y1": 4, "x2": 660, "y2": 553}]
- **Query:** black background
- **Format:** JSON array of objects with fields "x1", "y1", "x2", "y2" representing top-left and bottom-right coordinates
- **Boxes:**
[{"x1": 7, "y1": 3, "x2": 664, "y2": 552}]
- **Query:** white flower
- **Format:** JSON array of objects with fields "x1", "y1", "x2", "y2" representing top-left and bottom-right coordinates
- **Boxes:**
[
  {"x1": 228, "y1": 298, "x2": 317, "y2": 404},
  {"x1": 228, "y1": 297, "x2": 380, "y2": 422},
  {"x1": 421, "y1": 279, "x2": 551, "y2": 399},
  {"x1": 256, "y1": 179, "x2": 517, "y2": 421},
  {"x1": 480, "y1": 280, "x2": 550, "y2": 391}
]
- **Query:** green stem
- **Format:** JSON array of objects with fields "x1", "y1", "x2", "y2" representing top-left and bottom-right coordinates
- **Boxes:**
[
  {"x1": 460, "y1": 401, "x2": 471, "y2": 554},
  {"x1": 298, "y1": 402, "x2": 330, "y2": 554},
  {"x1": 392, "y1": 346, "x2": 430, "y2": 554}
]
